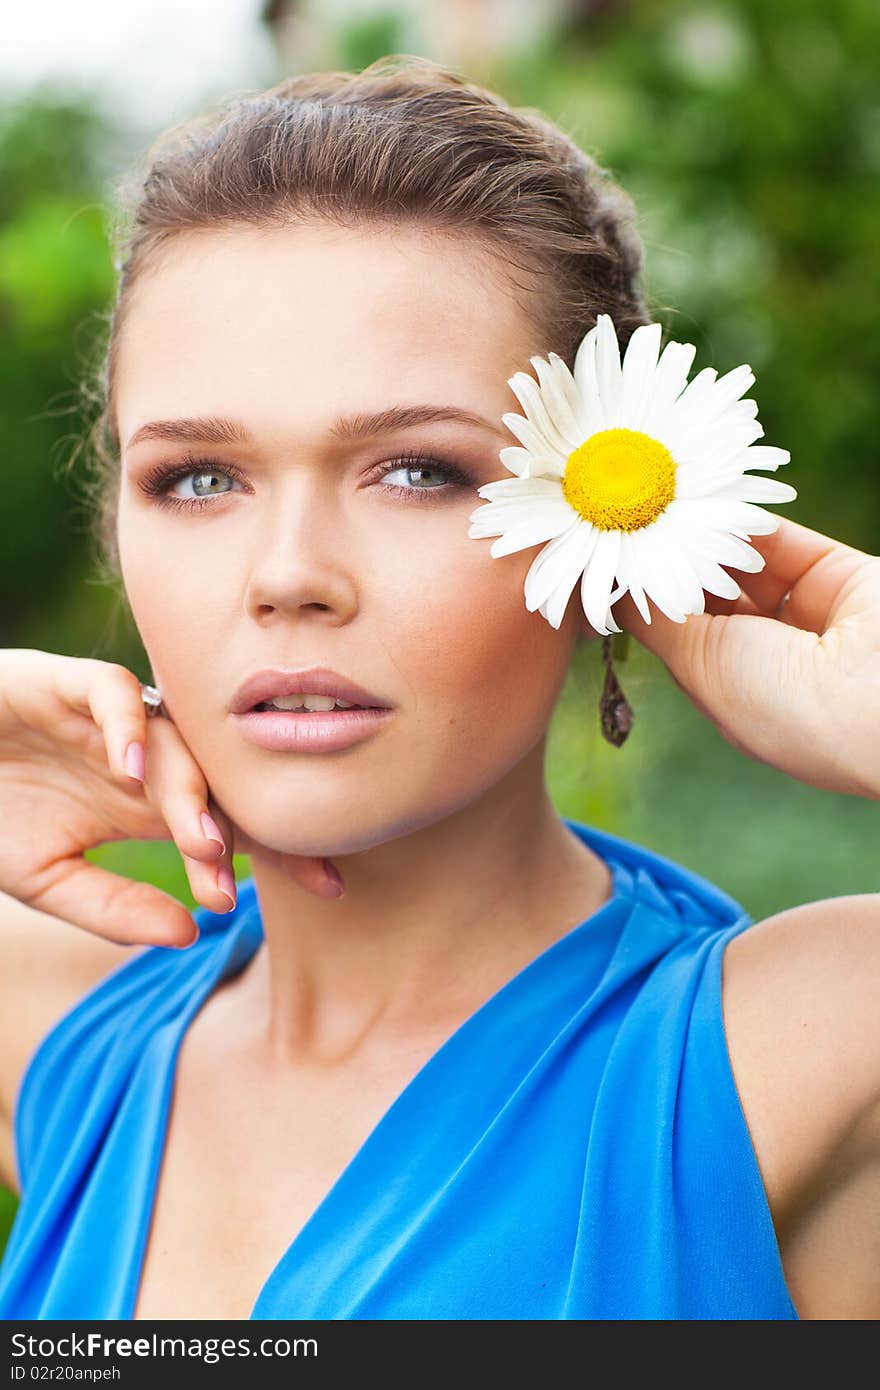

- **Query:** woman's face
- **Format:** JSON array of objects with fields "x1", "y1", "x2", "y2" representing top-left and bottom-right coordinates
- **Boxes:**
[{"x1": 115, "y1": 222, "x2": 588, "y2": 857}]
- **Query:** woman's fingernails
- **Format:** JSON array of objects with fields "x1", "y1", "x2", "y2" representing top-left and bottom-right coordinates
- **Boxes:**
[
  {"x1": 216, "y1": 865, "x2": 236, "y2": 911},
  {"x1": 124, "y1": 740, "x2": 145, "y2": 782},
  {"x1": 200, "y1": 811, "x2": 225, "y2": 851},
  {"x1": 323, "y1": 858, "x2": 345, "y2": 897}
]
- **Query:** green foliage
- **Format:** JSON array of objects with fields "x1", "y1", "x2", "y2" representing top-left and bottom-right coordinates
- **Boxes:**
[
  {"x1": 0, "y1": 1187, "x2": 15, "y2": 1252},
  {"x1": 0, "y1": 90, "x2": 116, "y2": 648},
  {"x1": 337, "y1": 11, "x2": 408, "y2": 71}
]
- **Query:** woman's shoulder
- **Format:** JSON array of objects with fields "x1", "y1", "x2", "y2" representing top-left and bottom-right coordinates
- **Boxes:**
[{"x1": 720, "y1": 891, "x2": 880, "y2": 1225}]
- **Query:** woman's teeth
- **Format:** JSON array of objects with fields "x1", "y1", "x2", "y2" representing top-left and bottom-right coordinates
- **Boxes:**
[{"x1": 256, "y1": 694, "x2": 359, "y2": 711}]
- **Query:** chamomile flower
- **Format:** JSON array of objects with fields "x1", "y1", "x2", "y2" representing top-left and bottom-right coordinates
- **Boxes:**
[{"x1": 468, "y1": 314, "x2": 797, "y2": 634}]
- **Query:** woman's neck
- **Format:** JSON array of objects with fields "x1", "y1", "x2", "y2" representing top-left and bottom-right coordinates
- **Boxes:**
[{"x1": 239, "y1": 744, "x2": 612, "y2": 1064}]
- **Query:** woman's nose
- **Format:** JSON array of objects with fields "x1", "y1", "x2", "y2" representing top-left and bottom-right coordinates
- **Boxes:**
[{"x1": 243, "y1": 484, "x2": 359, "y2": 623}]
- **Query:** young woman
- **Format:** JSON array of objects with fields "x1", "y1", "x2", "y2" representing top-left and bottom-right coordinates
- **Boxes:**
[{"x1": 0, "y1": 56, "x2": 877, "y2": 1322}]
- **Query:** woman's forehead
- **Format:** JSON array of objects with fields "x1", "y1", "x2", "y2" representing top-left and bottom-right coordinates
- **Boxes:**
[{"x1": 116, "y1": 222, "x2": 538, "y2": 399}]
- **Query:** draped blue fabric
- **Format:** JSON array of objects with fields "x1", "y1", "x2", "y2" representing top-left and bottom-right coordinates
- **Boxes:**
[{"x1": 0, "y1": 818, "x2": 799, "y2": 1320}]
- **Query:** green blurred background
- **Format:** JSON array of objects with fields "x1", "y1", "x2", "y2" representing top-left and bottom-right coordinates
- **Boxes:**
[{"x1": 2, "y1": 0, "x2": 878, "y2": 1255}]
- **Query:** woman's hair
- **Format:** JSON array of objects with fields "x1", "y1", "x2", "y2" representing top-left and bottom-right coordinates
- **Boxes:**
[{"x1": 82, "y1": 53, "x2": 653, "y2": 579}]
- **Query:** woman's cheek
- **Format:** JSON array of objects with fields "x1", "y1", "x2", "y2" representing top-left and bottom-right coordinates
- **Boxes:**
[{"x1": 397, "y1": 537, "x2": 569, "y2": 750}]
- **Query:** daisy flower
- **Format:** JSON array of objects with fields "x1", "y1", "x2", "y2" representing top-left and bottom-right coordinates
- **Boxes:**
[{"x1": 468, "y1": 314, "x2": 797, "y2": 634}]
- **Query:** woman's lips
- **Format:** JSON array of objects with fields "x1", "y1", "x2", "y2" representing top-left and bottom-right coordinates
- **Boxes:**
[{"x1": 232, "y1": 706, "x2": 393, "y2": 752}]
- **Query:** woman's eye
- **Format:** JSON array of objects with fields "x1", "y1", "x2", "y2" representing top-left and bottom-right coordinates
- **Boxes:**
[
  {"x1": 378, "y1": 455, "x2": 472, "y2": 500},
  {"x1": 139, "y1": 459, "x2": 243, "y2": 512},
  {"x1": 140, "y1": 452, "x2": 473, "y2": 513},
  {"x1": 175, "y1": 469, "x2": 236, "y2": 500},
  {"x1": 379, "y1": 460, "x2": 465, "y2": 497}
]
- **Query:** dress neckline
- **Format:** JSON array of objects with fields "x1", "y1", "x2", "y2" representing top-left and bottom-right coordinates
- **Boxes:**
[{"x1": 127, "y1": 820, "x2": 633, "y2": 1320}]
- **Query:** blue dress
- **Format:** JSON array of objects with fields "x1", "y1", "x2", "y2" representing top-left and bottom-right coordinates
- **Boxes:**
[{"x1": 0, "y1": 818, "x2": 799, "y2": 1320}]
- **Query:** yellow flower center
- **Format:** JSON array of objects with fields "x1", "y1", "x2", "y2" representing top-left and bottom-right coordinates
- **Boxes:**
[{"x1": 561, "y1": 427, "x2": 676, "y2": 532}]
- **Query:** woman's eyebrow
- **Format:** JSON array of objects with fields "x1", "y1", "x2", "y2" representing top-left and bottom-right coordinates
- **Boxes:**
[{"x1": 125, "y1": 404, "x2": 502, "y2": 452}]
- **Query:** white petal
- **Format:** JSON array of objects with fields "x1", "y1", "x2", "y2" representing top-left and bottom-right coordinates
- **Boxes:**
[
  {"x1": 716, "y1": 476, "x2": 798, "y2": 505},
  {"x1": 470, "y1": 496, "x2": 558, "y2": 534},
  {"x1": 473, "y1": 491, "x2": 568, "y2": 533},
  {"x1": 629, "y1": 524, "x2": 689, "y2": 622},
  {"x1": 524, "y1": 518, "x2": 597, "y2": 614},
  {"x1": 530, "y1": 355, "x2": 588, "y2": 450},
  {"x1": 546, "y1": 351, "x2": 592, "y2": 436},
  {"x1": 573, "y1": 324, "x2": 599, "y2": 402},
  {"x1": 673, "y1": 416, "x2": 765, "y2": 472},
  {"x1": 619, "y1": 321, "x2": 663, "y2": 430},
  {"x1": 542, "y1": 528, "x2": 604, "y2": 630},
  {"x1": 507, "y1": 370, "x2": 577, "y2": 458},
  {"x1": 737, "y1": 445, "x2": 791, "y2": 472},
  {"x1": 594, "y1": 314, "x2": 623, "y2": 424},
  {"x1": 641, "y1": 339, "x2": 698, "y2": 436},
  {"x1": 660, "y1": 412, "x2": 748, "y2": 466},
  {"x1": 677, "y1": 519, "x2": 767, "y2": 573},
  {"x1": 704, "y1": 362, "x2": 756, "y2": 414},
  {"x1": 483, "y1": 514, "x2": 572, "y2": 556},
  {"x1": 501, "y1": 411, "x2": 567, "y2": 475},
  {"x1": 498, "y1": 446, "x2": 534, "y2": 477},
  {"x1": 685, "y1": 547, "x2": 743, "y2": 600},
  {"x1": 600, "y1": 593, "x2": 624, "y2": 633},
  {"x1": 668, "y1": 368, "x2": 757, "y2": 447},
  {"x1": 474, "y1": 476, "x2": 564, "y2": 503},
  {"x1": 579, "y1": 528, "x2": 622, "y2": 636},
  {"x1": 651, "y1": 513, "x2": 707, "y2": 615},
  {"x1": 658, "y1": 365, "x2": 718, "y2": 439},
  {"x1": 615, "y1": 530, "x2": 652, "y2": 624},
  {"x1": 488, "y1": 505, "x2": 579, "y2": 557},
  {"x1": 674, "y1": 441, "x2": 770, "y2": 501},
  {"x1": 684, "y1": 496, "x2": 782, "y2": 536},
  {"x1": 469, "y1": 497, "x2": 576, "y2": 540}
]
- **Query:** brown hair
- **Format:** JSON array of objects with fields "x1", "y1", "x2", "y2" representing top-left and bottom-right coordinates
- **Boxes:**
[{"x1": 81, "y1": 53, "x2": 653, "y2": 579}]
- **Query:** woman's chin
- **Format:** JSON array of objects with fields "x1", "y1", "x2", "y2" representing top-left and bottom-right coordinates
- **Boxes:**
[{"x1": 226, "y1": 816, "x2": 390, "y2": 863}]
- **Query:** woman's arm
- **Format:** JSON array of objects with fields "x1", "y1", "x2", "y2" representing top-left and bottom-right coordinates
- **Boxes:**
[
  {"x1": 617, "y1": 516, "x2": 880, "y2": 1315},
  {"x1": 722, "y1": 893, "x2": 880, "y2": 1319},
  {"x1": 617, "y1": 516, "x2": 880, "y2": 800},
  {"x1": 0, "y1": 648, "x2": 236, "y2": 1196}
]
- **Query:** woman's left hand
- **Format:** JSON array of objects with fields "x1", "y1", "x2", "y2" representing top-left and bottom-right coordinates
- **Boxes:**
[{"x1": 613, "y1": 515, "x2": 880, "y2": 799}]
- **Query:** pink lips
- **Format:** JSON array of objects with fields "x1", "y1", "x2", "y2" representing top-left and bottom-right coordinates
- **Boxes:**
[
  {"x1": 230, "y1": 666, "x2": 392, "y2": 716},
  {"x1": 229, "y1": 665, "x2": 394, "y2": 752},
  {"x1": 232, "y1": 707, "x2": 393, "y2": 752}
]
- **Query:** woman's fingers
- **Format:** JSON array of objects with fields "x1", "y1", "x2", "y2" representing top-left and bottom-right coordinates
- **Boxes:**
[
  {"x1": 727, "y1": 516, "x2": 875, "y2": 632},
  {"x1": 49, "y1": 654, "x2": 346, "y2": 907},
  {"x1": 75, "y1": 657, "x2": 237, "y2": 915},
  {"x1": 625, "y1": 518, "x2": 876, "y2": 633},
  {"x1": 220, "y1": 807, "x2": 345, "y2": 899},
  {"x1": 276, "y1": 852, "x2": 345, "y2": 898},
  {"x1": 46, "y1": 657, "x2": 149, "y2": 781},
  {"x1": 30, "y1": 856, "x2": 200, "y2": 948},
  {"x1": 139, "y1": 715, "x2": 238, "y2": 914}
]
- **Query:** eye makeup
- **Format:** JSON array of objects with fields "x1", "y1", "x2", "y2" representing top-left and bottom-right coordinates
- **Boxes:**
[{"x1": 136, "y1": 448, "x2": 479, "y2": 513}]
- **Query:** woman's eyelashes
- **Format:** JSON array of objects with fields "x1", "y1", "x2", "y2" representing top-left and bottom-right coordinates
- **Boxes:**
[{"x1": 137, "y1": 451, "x2": 479, "y2": 512}]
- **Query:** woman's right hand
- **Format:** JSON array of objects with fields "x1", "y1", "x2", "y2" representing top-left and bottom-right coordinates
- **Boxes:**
[{"x1": 0, "y1": 648, "x2": 242, "y2": 949}]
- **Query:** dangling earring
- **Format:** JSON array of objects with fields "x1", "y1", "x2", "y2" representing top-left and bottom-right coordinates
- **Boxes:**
[{"x1": 599, "y1": 633, "x2": 634, "y2": 747}]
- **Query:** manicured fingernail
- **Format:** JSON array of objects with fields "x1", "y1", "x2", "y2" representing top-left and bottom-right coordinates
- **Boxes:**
[
  {"x1": 323, "y1": 859, "x2": 345, "y2": 897},
  {"x1": 125, "y1": 740, "x2": 145, "y2": 782},
  {"x1": 216, "y1": 865, "x2": 236, "y2": 911},
  {"x1": 200, "y1": 811, "x2": 225, "y2": 851}
]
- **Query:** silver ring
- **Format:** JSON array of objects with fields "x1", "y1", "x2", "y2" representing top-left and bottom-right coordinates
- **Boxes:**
[
  {"x1": 140, "y1": 682, "x2": 164, "y2": 718},
  {"x1": 773, "y1": 590, "x2": 792, "y2": 619}
]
